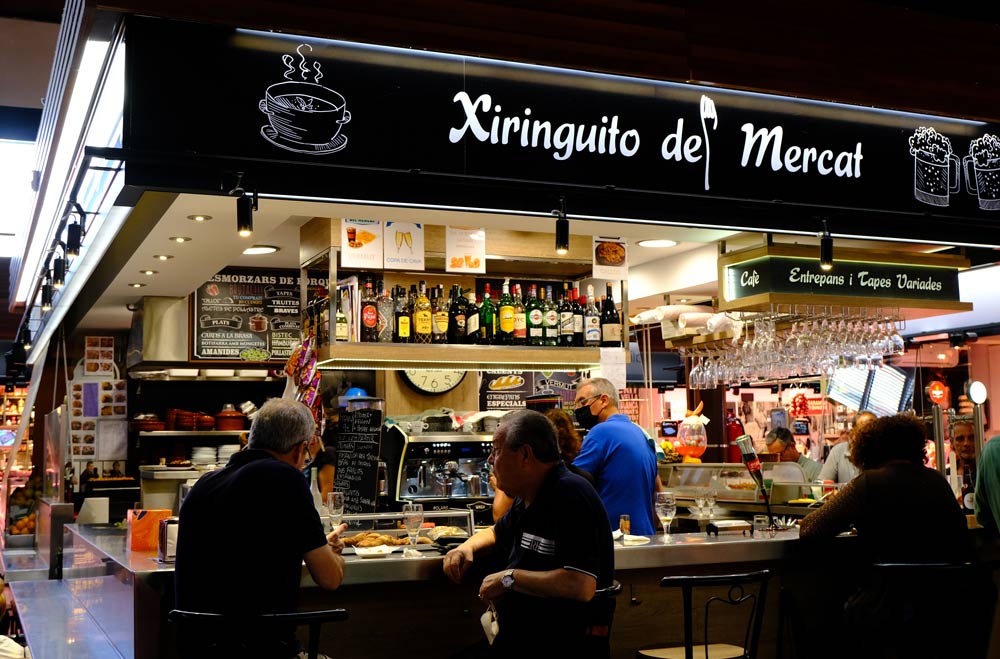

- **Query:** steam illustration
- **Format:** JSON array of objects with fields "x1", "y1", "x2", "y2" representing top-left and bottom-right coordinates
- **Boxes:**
[{"x1": 259, "y1": 43, "x2": 351, "y2": 155}]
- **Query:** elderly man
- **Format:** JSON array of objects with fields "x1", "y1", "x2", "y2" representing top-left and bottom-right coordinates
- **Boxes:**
[
  {"x1": 444, "y1": 409, "x2": 615, "y2": 657},
  {"x1": 765, "y1": 426, "x2": 821, "y2": 482},
  {"x1": 818, "y1": 410, "x2": 877, "y2": 484},
  {"x1": 572, "y1": 377, "x2": 658, "y2": 535},
  {"x1": 175, "y1": 399, "x2": 347, "y2": 659}
]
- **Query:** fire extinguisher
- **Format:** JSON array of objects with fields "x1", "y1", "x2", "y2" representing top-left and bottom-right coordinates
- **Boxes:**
[{"x1": 725, "y1": 412, "x2": 746, "y2": 463}]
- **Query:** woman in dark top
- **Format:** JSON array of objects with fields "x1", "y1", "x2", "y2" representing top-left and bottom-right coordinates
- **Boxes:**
[{"x1": 800, "y1": 414, "x2": 990, "y2": 659}]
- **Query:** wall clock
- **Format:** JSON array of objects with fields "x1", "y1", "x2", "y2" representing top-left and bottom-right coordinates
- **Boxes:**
[{"x1": 400, "y1": 369, "x2": 466, "y2": 395}]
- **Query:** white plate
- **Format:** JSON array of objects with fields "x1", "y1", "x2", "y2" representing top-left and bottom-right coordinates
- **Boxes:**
[
  {"x1": 354, "y1": 545, "x2": 396, "y2": 558},
  {"x1": 622, "y1": 534, "x2": 651, "y2": 546}
]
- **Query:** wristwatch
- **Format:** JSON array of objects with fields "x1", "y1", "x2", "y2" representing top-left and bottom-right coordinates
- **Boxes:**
[{"x1": 501, "y1": 569, "x2": 516, "y2": 590}]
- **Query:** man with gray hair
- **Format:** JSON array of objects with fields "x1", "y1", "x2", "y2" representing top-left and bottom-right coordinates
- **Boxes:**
[
  {"x1": 572, "y1": 377, "x2": 658, "y2": 536},
  {"x1": 176, "y1": 398, "x2": 347, "y2": 658}
]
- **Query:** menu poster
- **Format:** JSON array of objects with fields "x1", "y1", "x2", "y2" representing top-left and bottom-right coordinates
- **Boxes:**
[
  {"x1": 592, "y1": 237, "x2": 628, "y2": 280},
  {"x1": 479, "y1": 371, "x2": 584, "y2": 410},
  {"x1": 97, "y1": 419, "x2": 127, "y2": 461},
  {"x1": 84, "y1": 336, "x2": 115, "y2": 375},
  {"x1": 445, "y1": 226, "x2": 486, "y2": 273},
  {"x1": 192, "y1": 268, "x2": 310, "y2": 361},
  {"x1": 341, "y1": 219, "x2": 383, "y2": 269},
  {"x1": 69, "y1": 379, "x2": 126, "y2": 458},
  {"x1": 383, "y1": 221, "x2": 425, "y2": 271},
  {"x1": 532, "y1": 371, "x2": 584, "y2": 408},
  {"x1": 333, "y1": 407, "x2": 384, "y2": 514}
]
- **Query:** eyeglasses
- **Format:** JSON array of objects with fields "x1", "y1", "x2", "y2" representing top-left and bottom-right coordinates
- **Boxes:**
[
  {"x1": 573, "y1": 395, "x2": 600, "y2": 410},
  {"x1": 302, "y1": 439, "x2": 315, "y2": 468}
]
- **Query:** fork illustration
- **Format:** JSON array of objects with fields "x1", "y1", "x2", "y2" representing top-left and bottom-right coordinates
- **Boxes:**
[{"x1": 700, "y1": 95, "x2": 718, "y2": 191}]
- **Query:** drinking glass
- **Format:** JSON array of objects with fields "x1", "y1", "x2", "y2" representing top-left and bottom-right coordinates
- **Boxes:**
[
  {"x1": 654, "y1": 492, "x2": 677, "y2": 543},
  {"x1": 753, "y1": 514, "x2": 771, "y2": 539},
  {"x1": 402, "y1": 503, "x2": 424, "y2": 555},
  {"x1": 693, "y1": 496, "x2": 707, "y2": 519},
  {"x1": 326, "y1": 491, "x2": 344, "y2": 527},
  {"x1": 704, "y1": 492, "x2": 716, "y2": 519}
]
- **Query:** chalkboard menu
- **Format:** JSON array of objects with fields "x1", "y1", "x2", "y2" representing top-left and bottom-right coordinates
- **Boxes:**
[
  {"x1": 192, "y1": 267, "x2": 314, "y2": 362},
  {"x1": 333, "y1": 407, "x2": 384, "y2": 514}
]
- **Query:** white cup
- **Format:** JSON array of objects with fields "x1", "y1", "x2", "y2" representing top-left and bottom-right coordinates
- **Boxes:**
[{"x1": 402, "y1": 421, "x2": 428, "y2": 435}]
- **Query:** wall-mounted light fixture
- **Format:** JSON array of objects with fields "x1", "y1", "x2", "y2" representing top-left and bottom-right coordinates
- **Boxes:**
[
  {"x1": 553, "y1": 196, "x2": 569, "y2": 255},
  {"x1": 237, "y1": 190, "x2": 258, "y2": 237},
  {"x1": 19, "y1": 326, "x2": 31, "y2": 351},
  {"x1": 40, "y1": 274, "x2": 53, "y2": 311},
  {"x1": 52, "y1": 252, "x2": 66, "y2": 289},
  {"x1": 819, "y1": 218, "x2": 833, "y2": 271}
]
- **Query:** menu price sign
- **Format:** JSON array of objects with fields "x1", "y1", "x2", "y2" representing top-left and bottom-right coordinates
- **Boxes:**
[
  {"x1": 383, "y1": 221, "x2": 425, "y2": 271},
  {"x1": 479, "y1": 371, "x2": 583, "y2": 410},
  {"x1": 192, "y1": 268, "x2": 308, "y2": 362},
  {"x1": 342, "y1": 219, "x2": 383, "y2": 269},
  {"x1": 333, "y1": 407, "x2": 384, "y2": 514},
  {"x1": 446, "y1": 226, "x2": 486, "y2": 273}
]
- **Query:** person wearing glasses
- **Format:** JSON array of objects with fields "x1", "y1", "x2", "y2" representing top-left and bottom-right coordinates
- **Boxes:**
[
  {"x1": 571, "y1": 378, "x2": 658, "y2": 536},
  {"x1": 175, "y1": 398, "x2": 347, "y2": 659}
]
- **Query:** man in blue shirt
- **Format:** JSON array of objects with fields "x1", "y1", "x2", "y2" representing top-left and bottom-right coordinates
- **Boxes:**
[{"x1": 572, "y1": 377, "x2": 658, "y2": 536}]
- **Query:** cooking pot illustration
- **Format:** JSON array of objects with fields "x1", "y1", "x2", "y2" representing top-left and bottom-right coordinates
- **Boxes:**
[{"x1": 259, "y1": 81, "x2": 351, "y2": 154}]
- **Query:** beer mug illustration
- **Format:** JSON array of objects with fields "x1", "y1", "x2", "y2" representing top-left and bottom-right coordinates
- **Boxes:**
[
  {"x1": 909, "y1": 126, "x2": 960, "y2": 207},
  {"x1": 964, "y1": 134, "x2": 1000, "y2": 211}
]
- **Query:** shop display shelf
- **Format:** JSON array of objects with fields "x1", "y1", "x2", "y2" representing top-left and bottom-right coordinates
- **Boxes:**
[{"x1": 316, "y1": 343, "x2": 602, "y2": 372}]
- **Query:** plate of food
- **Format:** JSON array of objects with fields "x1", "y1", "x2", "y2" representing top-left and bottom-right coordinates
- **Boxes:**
[
  {"x1": 354, "y1": 545, "x2": 396, "y2": 559},
  {"x1": 594, "y1": 241, "x2": 626, "y2": 267}
]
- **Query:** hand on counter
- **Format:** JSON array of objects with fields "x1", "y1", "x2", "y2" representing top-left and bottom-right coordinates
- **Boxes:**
[
  {"x1": 326, "y1": 523, "x2": 348, "y2": 554},
  {"x1": 443, "y1": 544, "x2": 474, "y2": 583}
]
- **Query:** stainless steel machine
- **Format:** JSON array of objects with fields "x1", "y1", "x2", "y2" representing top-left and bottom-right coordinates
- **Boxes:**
[{"x1": 395, "y1": 433, "x2": 495, "y2": 511}]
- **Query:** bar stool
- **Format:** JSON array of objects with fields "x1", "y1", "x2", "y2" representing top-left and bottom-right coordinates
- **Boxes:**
[
  {"x1": 168, "y1": 608, "x2": 348, "y2": 659},
  {"x1": 636, "y1": 570, "x2": 770, "y2": 659}
]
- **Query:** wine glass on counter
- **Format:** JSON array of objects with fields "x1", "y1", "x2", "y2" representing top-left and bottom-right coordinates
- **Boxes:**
[
  {"x1": 402, "y1": 502, "x2": 424, "y2": 556},
  {"x1": 326, "y1": 491, "x2": 344, "y2": 528},
  {"x1": 655, "y1": 491, "x2": 676, "y2": 543}
]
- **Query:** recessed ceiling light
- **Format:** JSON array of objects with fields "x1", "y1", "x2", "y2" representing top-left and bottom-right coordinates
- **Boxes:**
[
  {"x1": 170, "y1": 236, "x2": 192, "y2": 243},
  {"x1": 242, "y1": 245, "x2": 280, "y2": 255},
  {"x1": 140, "y1": 270, "x2": 158, "y2": 276},
  {"x1": 154, "y1": 254, "x2": 174, "y2": 261},
  {"x1": 637, "y1": 239, "x2": 678, "y2": 248},
  {"x1": 187, "y1": 214, "x2": 213, "y2": 222},
  {"x1": 129, "y1": 282, "x2": 146, "y2": 288},
  {"x1": 679, "y1": 298, "x2": 689, "y2": 303},
  {"x1": 937, "y1": 353, "x2": 947, "y2": 360}
]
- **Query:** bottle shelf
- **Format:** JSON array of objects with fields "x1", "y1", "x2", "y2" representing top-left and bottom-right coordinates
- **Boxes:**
[
  {"x1": 316, "y1": 343, "x2": 602, "y2": 372},
  {"x1": 138, "y1": 430, "x2": 246, "y2": 437}
]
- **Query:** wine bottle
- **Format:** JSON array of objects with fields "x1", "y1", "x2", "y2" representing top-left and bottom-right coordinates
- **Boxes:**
[
  {"x1": 512, "y1": 284, "x2": 527, "y2": 345},
  {"x1": 360, "y1": 278, "x2": 379, "y2": 342},
  {"x1": 496, "y1": 278, "x2": 515, "y2": 345},
  {"x1": 584, "y1": 285, "x2": 601, "y2": 347},
  {"x1": 432, "y1": 284, "x2": 449, "y2": 344},
  {"x1": 465, "y1": 291, "x2": 480, "y2": 344},
  {"x1": 571, "y1": 287, "x2": 585, "y2": 347},
  {"x1": 961, "y1": 464, "x2": 976, "y2": 513},
  {"x1": 393, "y1": 286, "x2": 411, "y2": 343},
  {"x1": 309, "y1": 468, "x2": 323, "y2": 514},
  {"x1": 413, "y1": 280, "x2": 433, "y2": 344},
  {"x1": 376, "y1": 280, "x2": 394, "y2": 343},
  {"x1": 318, "y1": 290, "x2": 330, "y2": 346},
  {"x1": 542, "y1": 285, "x2": 559, "y2": 346},
  {"x1": 335, "y1": 290, "x2": 349, "y2": 342},
  {"x1": 600, "y1": 283, "x2": 623, "y2": 347},
  {"x1": 525, "y1": 284, "x2": 543, "y2": 346},
  {"x1": 447, "y1": 285, "x2": 467, "y2": 343},
  {"x1": 558, "y1": 282, "x2": 575, "y2": 347},
  {"x1": 478, "y1": 283, "x2": 496, "y2": 345}
]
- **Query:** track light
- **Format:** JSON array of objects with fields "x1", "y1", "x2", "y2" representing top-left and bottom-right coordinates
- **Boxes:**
[
  {"x1": 237, "y1": 190, "x2": 258, "y2": 237},
  {"x1": 554, "y1": 196, "x2": 569, "y2": 255},
  {"x1": 41, "y1": 275, "x2": 53, "y2": 311},
  {"x1": 19, "y1": 326, "x2": 31, "y2": 351},
  {"x1": 66, "y1": 220, "x2": 82, "y2": 256},
  {"x1": 819, "y1": 219, "x2": 833, "y2": 271},
  {"x1": 52, "y1": 255, "x2": 66, "y2": 289}
]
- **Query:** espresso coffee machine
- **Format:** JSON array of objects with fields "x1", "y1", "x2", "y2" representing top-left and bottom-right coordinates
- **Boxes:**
[{"x1": 395, "y1": 432, "x2": 495, "y2": 514}]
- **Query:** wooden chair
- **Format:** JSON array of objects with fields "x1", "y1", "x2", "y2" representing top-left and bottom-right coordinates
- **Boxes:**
[
  {"x1": 169, "y1": 608, "x2": 348, "y2": 659},
  {"x1": 637, "y1": 570, "x2": 770, "y2": 659}
]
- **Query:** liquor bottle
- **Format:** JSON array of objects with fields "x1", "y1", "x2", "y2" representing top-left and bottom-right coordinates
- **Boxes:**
[
  {"x1": 542, "y1": 285, "x2": 559, "y2": 347},
  {"x1": 376, "y1": 280, "x2": 394, "y2": 343},
  {"x1": 447, "y1": 285, "x2": 467, "y2": 343},
  {"x1": 512, "y1": 284, "x2": 527, "y2": 345},
  {"x1": 478, "y1": 283, "x2": 496, "y2": 345},
  {"x1": 465, "y1": 291, "x2": 480, "y2": 344},
  {"x1": 432, "y1": 284, "x2": 449, "y2": 344},
  {"x1": 558, "y1": 282, "x2": 575, "y2": 347},
  {"x1": 961, "y1": 464, "x2": 976, "y2": 513},
  {"x1": 600, "y1": 283, "x2": 623, "y2": 347},
  {"x1": 360, "y1": 278, "x2": 379, "y2": 342},
  {"x1": 335, "y1": 290, "x2": 349, "y2": 342},
  {"x1": 496, "y1": 278, "x2": 515, "y2": 345},
  {"x1": 571, "y1": 287, "x2": 585, "y2": 347},
  {"x1": 318, "y1": 289, "x2": 330, "y2": 346},
  {"x1": 584, "y1": 285, "x2": 601, "y2": 347},
  {"x1": 393, "y1": 286, "x2": 411, "y2": 343},
  {"x1": 526, "y1": 284, "x2": 544, "y2": 346},
  {"x1": 413, "y1": 280, "x2": 433, "y2": 344}
]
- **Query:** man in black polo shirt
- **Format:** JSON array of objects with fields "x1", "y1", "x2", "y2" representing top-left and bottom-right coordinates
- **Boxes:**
[
  {"x1": 444, "y1": 409, "x2": 615, "y2": 658},
  {"x1": 175, "y1": 399, "x2": 347, "y2": 659}
]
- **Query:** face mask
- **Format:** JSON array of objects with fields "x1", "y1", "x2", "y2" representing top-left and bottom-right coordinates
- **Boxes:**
[{"x1": 574, "y1": 403, "x2": 599, "y2": 430}]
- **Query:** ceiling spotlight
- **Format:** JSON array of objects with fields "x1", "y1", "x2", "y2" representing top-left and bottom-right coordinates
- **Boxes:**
[
  {"x1": 243, "y1": 245, "x2": 280, "y2": 255},
  {"x1": 154, "y1": 254, "x2": 174, "y2": 261},
  {"x1": 187, "y1": 214, "x2": 213, "y2": 222},
  {"x1": 637, "y1": 239, "x2": 678, "y2": 248},
  {"x1": 679, "y1": 298, "x2": 689, "y2": 303},
  {"x1": 41, "y1": 276, "x2": 53, "y2": 311},
  {"x1": 129, "y1": 282, "x2": 146, "y2": 288},
  {"x1": 819, "y1": 218, "x2": 833, "y2": 271},
  {"x1": 553, "y1": 196, "x2": 569, "y2": 255},
  {"x1": 52, "y1": 256, "x2": 66, "y2": 289},
  {"x1": 66, "y1": 219, "x2": 82, "y2": 257},
  {"x1": 19, "y1": 326, "x2": 31, "y2": 351},
  {"x1": 140, "y1": 269, "x2": 158, "y2": 276},
  {"x1": 237, "y1": 190, "x2": 258, "y2": 237},
  {"x1": 170, "y1": 236, "x2": 191, "y2": 243}
]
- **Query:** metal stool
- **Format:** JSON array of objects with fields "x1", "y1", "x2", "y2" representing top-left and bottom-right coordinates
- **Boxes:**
[
  {"x1": 169, "y1": 608, "x2": 348, "y2": 659},
  {"x1": 636, "y1": 570, "x2": 769, "y2": 659}
]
